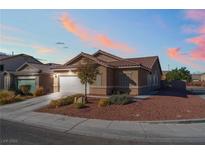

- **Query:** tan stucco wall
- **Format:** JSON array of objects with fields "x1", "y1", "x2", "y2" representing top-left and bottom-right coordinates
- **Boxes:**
[
  {"x1": 39, "y1": 74, "x2": 54, "y2": 93},
  {"x1": 112, "y1": 68, "x2": 139, "y2": 95},
  {"x1": 90, "y1": 65, "x2": 108, "y2": 95},
  {"x1": 137, "y1": 60, "x2": 161, "y2": 95}
]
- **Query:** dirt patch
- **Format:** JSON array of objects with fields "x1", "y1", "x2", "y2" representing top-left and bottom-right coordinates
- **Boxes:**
[{"x1": 36, "y1": 89, "x2": 205, "y2": 121}]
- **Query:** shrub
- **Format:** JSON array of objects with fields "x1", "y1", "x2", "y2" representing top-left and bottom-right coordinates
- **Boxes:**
[
  {"x1": 48, "y1": 95, "x2": 78, "y2": 108},
  {"x1": 49, "y1": 100, "x2": 61, "y2": 108},
  {"x1": 20, "y1": 85, "x2": 31, "y2": 95},
  {"x1": 34, "y1": 87, "x2": 44, "y2": 96},
  {"x1": 0, "y1": 90, "x2": 14, "y2": 99},
  {"x1": 14, "y1": 95, "x2": 25, "y2": 102},
  {"x1": 109, "y1": 94, "x2": 131, "y2": 105},
  {"x1": 0, "y1": 90, "x2": 15, "y2": 105},
  {"x1": 74, "y1": 97, "x2": 86, "y2": 109},
  {"x1": 98, "y1": 98, "x2": 110, "y2": 107}
]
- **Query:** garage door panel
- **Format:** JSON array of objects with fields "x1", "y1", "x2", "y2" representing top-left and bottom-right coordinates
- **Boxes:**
[{"x1": 59, "y1": 76, "x2": 89, "y2": 94}]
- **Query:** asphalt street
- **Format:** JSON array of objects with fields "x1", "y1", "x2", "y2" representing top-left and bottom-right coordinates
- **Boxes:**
[{"x1": 0, "y1": 119, "x2": 140, "y2": 145}]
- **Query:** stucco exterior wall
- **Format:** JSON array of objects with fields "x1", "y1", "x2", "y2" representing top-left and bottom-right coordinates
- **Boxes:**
[
  {"x1": 39, "y1": 74, "x2": 54, "y2": 93},
  {"x1": 138, "y1": 60, "x2": 161, "y2": 95},
  {"x1": 90, "y1": 65, "x2": 108, "y2": 95},
  {"x1": 137, "y1": 69, "x2": 150, "y2": 95},
  {"x1": 112, "y1": 68, "x2": 139, "y2": 95}
]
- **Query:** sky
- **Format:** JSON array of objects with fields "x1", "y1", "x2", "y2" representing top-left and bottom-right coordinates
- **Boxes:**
[{"x1": 0, "y1": 9, "x2": 205, "y2": 73}]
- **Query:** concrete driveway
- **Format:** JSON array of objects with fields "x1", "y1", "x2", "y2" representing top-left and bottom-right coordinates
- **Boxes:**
[{"x1": 0, "y1": 91, "x2": 73, "y2": 118}]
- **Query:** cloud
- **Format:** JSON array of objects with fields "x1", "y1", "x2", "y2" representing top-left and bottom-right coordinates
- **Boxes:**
[
  {"x1": 167, "y1": 48, "x2": 205, "y2": 71},
  {"x1": 56, "y1": 42, "x2": 65, "y2": 45},
  {"x1": 184, "y1": 10, "x2": 205, "y2": 61},
  {"x1": 59, "y1": 13, "x2": 136, "y2": 53},
  {"x1": 185, "y1": 10, "x2": 205, "y2": 22},
  {"x1": 32, "y1": 45, "x2": 55, "y2": 54},
  {"x1": 0, "y1": 34, "x2": 56, "y2": 55},
  {"x1": 0, "y1": 23, "x2": 57, "y2": 55},
  {"x1": 0, "y1": 23, "x2": 23, "y2": 33},
  {"x1": 167, "y1": 10, "x2": 205, "y2": 71}
]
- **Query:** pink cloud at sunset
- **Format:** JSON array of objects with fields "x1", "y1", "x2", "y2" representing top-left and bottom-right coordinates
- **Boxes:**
[
  {"x1": 167, "y1": 10, "x2": 205, "y2": 71},
  {"x1": 167, "y1": 48, "x2": 205, "y2": 71},
  {"x1": 0, "y1": 33, "x2": 56, "y2": 55},
  {"x1": 32, "y1": 45, "x2": 55, "y2": 54},
  {"x1": 59, "y1": 13, "x2": 135, "y2": 53},
  {"x1": 187, "y1": 35, "x2": 205, "y2": 46},
  {"x1": 185, "y1": 10, "x2": 205, "y2": 22}
]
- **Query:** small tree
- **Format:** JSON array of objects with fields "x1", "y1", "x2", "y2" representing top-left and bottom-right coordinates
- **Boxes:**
[
  {"x1": 166, "y1": 67, "x2": 192, "y2": 82},
  {"x1": 77, "y1": 60, "x2": 99, "y2": 102}
]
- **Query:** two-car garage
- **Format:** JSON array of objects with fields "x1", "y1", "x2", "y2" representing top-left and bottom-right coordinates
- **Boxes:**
[{"x1": 59, "y1": 76, "x2": 89, "y2": 94}]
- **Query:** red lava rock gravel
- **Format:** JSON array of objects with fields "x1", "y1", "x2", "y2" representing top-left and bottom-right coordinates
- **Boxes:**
[{"x1": 37, "y1": 89, "x2": 205, "y2": 121}]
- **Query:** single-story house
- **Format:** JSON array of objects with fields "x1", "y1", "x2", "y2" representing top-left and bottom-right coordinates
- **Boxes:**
[
  {"x1": 192, "y1": 74, "x2": 202, "y2": 82},
  {"x1": 0, "y1": 54, "x2": 54, "y2": 93},
  {"x1": 52, "y1": 50, "x2": 162, "y2": 96}
]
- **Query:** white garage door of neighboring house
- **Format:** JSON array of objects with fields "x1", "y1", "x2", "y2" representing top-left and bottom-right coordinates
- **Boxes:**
[{"x1": 59, "y1": 76, "x2": 89, "y2": 94}]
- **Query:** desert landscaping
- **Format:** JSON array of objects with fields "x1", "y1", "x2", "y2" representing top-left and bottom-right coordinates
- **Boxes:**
[{"x1": 37, "y1": 88, "x2": 205, "y2": 121}]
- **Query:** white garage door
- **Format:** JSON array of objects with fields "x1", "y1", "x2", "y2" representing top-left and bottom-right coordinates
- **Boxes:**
[{"x1": 59, "y1": 76, "x2": 89, "y2": 94}]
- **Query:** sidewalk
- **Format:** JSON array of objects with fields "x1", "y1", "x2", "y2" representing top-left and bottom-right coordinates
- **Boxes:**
[{"x1": 1, "y1": 93, "x2": 205, "y2": 144}]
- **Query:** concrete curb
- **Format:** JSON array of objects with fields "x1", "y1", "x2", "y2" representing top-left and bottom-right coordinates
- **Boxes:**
[{"x1": 128, "y1": 118, "x2": 205, "y2": 124}]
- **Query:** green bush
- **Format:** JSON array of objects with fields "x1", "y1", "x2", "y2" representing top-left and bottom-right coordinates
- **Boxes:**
[
  {"x1": 20, "y1": 85, "x2": 31, "y2": 95},
  {"x1": 98, "y1": 98, "x2": 110, "y2": 107},
  {"x1": 74, "y1": 97, "x2": 86, "y2": 109},
  {"x1": 34, "y1": 87, "x2": 44, "y2": 96},
  {"x1": 48, "y1": 94, "x2": 80, "y2": 108},
  {"x1": 109, "y1": 94, "x2": 131, "y2": 105}
]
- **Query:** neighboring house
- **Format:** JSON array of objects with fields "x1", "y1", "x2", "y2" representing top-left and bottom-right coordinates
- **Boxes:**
[
  {"x1": 0, "y1": 52, "x2": 9, "y2": 60},
  {"x1": 52, "y1": 50, "x2": 162, "y2": 96},
  {"x1": 161, "y1": 70, "x2": 169, "y2": 80},
  {"x1": 192, "y1": 74, "x2": 202, "y2": 81},
  {"x1": 0, "y1": 54, "x2": 53, "y2": 93},
  {"x1": 201, "y1": 73, "x2": 205, "y2": 81}
]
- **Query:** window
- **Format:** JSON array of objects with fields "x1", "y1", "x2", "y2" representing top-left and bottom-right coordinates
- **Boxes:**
[
  {"x1": 0, "y1": 65, "x2": 4, "y2": 72},
  {"x1": 95, "y1": 74, "x2": 102, "y2": 86}
]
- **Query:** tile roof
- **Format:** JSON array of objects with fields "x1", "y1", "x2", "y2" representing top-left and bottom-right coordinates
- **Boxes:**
[
  {"x1": 126, "y1": 56, "x2": 158, "y2": 69},
  {"x1": 93, "y1": 50, "x2": 123, "y2": 61},
  {"x1": 0, "y1": 54, "x2": 42, "y2": 64},
  {"x1": 0, "y1": 55, "x2": 9, "y2": 60},
  {"x1": 108, "y1": 59, "x2": 140, "y2": 67},
  {"x1": 17, "y1": 62, "x2": 52, "y2": 73},
  {"x1": 54, "y1": 50, "x2": 160, "y2": 72}
]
